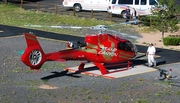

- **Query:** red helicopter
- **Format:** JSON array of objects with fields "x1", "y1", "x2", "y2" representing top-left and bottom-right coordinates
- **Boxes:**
[{"x1": 21, "y1": 32, "x2": 138, "y2": 74}]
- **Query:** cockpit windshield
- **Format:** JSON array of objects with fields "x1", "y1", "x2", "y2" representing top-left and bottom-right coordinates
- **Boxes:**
[{"x1": 117, "y1": 41, "x2": 133, "y2": 52}]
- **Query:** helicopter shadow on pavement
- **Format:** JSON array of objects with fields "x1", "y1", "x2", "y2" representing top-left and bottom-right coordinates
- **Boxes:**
[
  {"x1": 134, "y1": 48, "x2": 166, "y2": 67},
  {"x1": 133, "y1": 57, "x2": 166, "y2": 67},
  {"x1": 41, "y1": 70, "x2": 82, "y2": 81}
]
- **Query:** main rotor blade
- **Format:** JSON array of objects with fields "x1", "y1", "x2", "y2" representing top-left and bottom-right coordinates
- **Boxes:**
[
  {"x1": 24, "y1": 25, "x2": 91, "y2": 29},
  {"x1": 24, "y1": 23, "x2": 140, "y2": 39}
]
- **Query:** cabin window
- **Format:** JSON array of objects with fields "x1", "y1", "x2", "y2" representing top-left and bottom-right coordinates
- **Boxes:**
[{"x1": 118, "y1": 41, "x2": 133, "y2": 52}]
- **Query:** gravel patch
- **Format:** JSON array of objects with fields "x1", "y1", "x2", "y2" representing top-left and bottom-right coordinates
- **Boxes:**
[{"x1": 0, "y1": 36, "x2": 180, "y2": 103}]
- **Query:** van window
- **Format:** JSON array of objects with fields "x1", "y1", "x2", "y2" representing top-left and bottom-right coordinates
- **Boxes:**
[
  {"x1": 141, "y1": 0, "x2": 146, "y2": 5},
  {"x1": 118, "y1": 0, "x2": 133, "y2": 4},
  {"x1": 112, "y1": 0, "x2": 117, "y2": 4},
  {"x1": 149, "y1": 0, "x2": 158, "y2": 5},
  {"x1": 135, "y1": 0, "x2": 139, "y2": 5}
]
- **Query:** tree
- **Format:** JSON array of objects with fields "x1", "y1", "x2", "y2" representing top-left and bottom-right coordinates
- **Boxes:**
[{"x1": 151, "y1": 0, "x2": 180, "y2": 38}]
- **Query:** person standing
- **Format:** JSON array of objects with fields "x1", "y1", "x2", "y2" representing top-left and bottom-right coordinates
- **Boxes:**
[
  {"x1": 146, "y1": 43, "x2": 156, "y2": 67},
  {"x1": 125, "y1": 6, "x2": 130, "y2": 23},
  {"x1": 132, "y1": 8, "x2": 137, "y2": 25}
]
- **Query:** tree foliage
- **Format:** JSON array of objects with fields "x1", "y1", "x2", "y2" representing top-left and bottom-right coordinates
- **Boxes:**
[{"x1": 151, "y1": 0, "x2": 180, "y2": 38}]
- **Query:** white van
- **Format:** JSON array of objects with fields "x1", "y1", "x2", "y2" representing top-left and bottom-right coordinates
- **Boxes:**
[
  {"x1": 107, "y1": 0, "x2": 159, "y2": 18},
  {"x1": 62, "y1": 0, "x2": 109, "y2": 12}
]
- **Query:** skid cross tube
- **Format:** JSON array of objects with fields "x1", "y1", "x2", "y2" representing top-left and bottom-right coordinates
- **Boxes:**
[{"x1": 76, "y1": 61, "x2": 132, "y2": 75}]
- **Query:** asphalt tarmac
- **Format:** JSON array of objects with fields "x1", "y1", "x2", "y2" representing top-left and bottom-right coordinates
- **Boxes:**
[
  {"x1": 1, "y1": 24, "x2": 180, "y2": 66},
  {"x1": 1, "y1": 24, "x2": 180, "y2": 103}
]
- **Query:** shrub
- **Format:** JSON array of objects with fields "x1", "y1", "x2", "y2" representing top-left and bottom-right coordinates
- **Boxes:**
[
  {"x1": 163, "y1": 37, "x2": 180, "y2": 46},
  {"x1": 140, "y1": 16, "x2": 151, "y2": 26}
]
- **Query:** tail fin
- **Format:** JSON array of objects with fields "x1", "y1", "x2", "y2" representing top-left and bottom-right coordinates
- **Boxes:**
[
  {"x1": 21, "y1": 33, "x2": 46, "y2": 71},
  {"x1": 24, "y1": 32, "x2": 41, "y2": 47}
]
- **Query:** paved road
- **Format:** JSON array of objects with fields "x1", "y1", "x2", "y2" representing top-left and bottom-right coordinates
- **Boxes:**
[
  {"x1": 4, "y1": 0, "x2": 180, "y2": 22},
  {"x1": 1, "y1": 24, "x2": 180, "y2": 66}
]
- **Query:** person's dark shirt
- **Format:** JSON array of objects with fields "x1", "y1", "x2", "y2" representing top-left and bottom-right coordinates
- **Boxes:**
[{"x1": 126, "y1": 8, "x2": 130, "y2": 15}]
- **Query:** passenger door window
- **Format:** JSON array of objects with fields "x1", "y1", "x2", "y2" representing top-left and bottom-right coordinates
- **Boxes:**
[
  {"x1": 118, "y1": 0, "x2": 133, "y2": 4},
  {"x1": 140, "y1": 0, "x2": 146, "y2": 5},
  {"x1": 135, "y1": 0, "x2": 139, "y2": 5},
  {"x1": 111, "y1": 0, "x2": 117, "y2": 4}
]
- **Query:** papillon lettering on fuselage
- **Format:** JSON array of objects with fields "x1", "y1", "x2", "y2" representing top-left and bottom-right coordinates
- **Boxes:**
[{"x1": 98, "y1": 47, "x2": 117, "y2": 56}]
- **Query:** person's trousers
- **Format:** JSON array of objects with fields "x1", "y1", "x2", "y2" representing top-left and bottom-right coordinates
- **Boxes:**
[{"x1": 148, "y1": 55, "x2": 156, "y2": 66}]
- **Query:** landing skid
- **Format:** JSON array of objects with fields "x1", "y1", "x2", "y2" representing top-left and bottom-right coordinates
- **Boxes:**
[{"x1": 76, "y1": 61, "x2": 132, "y2": 75}]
